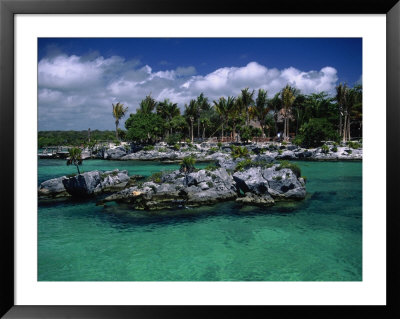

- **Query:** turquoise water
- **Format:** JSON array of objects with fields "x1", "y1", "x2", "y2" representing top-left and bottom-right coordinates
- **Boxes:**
[{"x1": 38, "y1": 159, "x2": 362, "y2": 281}]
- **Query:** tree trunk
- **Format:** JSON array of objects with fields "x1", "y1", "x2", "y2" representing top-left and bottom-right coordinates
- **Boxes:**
[
  {"x1": 339, "y1": 109, "x2": 342, "y2": 137},
  {"x1": 76, "y1": 164, "x2": 81, "y2": 175},
  {"x1": 197, "y1": 118, "x2": 200, "y2": 138},
  {"x1": 287, "y1": 117, "x2": 290, "y2": 140},
  {"x1": 202, "y1": 125, "x2": 206, "y2": 140},
  {"x1": 221, "y1": 123, "x2": 224, "y2": 140},
  {"x1": 283, "y1": 116, "x2": 286, "y2": 139},
  {"x1": 115, "y1": 122, "x2": 119, "y2": 140},
  {"x1": 347, "y1": 117, "x2": 351, "y2": 141},
  {"x1": 190, "y1": 120, "x2": 194, "y2": 143},
  {"x1": 342, "y1": 112, "x2": 348, "y2": 143}
]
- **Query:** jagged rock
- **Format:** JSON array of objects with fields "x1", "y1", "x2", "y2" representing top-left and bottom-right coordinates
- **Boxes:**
[
  {"x1": 103, "y1": 167, "x2": 237, "y2": 209},
  {"x1": 233, "y1": 165, "x2": 306, "y2": 201},
  {"x1": 104, "y1": 146, "x2": 127, "y2": 160},
  {"x1": 38, "y1": 176, "x2": 69, "y2": 198},
  {"x1": 60, "y1": 169, "x2": 130, "y2": 197}
]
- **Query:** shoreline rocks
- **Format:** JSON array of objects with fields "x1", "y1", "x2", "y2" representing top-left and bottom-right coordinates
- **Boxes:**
[
  {"x1": 103, "y1": 142, "x2": 362, "y2": 162},
  {"x1": 100, "y1": 160, "x2": 307, "y2": 210},
  {"x1": 38, "y1": 169, "x2": 131, "y2": 199}
]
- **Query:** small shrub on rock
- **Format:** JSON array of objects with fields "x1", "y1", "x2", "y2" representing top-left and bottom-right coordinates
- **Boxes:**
[
  {"x1": 276, "y1": 160, "x2": 301, "y2": 178},
  {"x1": 321, "y1": 144, "x2": 330, "y2": 154},
  {"x1": 143, "y1": 145, "x2": 155, "y2": 151},
  {"x1": 231, "y1": 145, "x2": 250, "y2": 159}
]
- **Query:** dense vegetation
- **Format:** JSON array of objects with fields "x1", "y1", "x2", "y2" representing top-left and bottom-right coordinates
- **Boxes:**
[
  {"x1": 39, "y1": 83, "x2": 362, "y2": 148},
  {"x1": 38, "y1": 130, "x2": 118, "y2": 148}
]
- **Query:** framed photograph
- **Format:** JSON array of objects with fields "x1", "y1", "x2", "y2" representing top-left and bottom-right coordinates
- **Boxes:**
[{"x1": 1, "y1": 0, "x2": 399, "y2": 318}]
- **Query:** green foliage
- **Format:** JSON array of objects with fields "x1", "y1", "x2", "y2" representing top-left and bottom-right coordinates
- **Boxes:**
[
  {"x1": 278, "y1": 149, "x2": 283, "y2": 155},
  {"x1": 235, "y1": 159, "x2": 253, "y2": 172},
  {"x1": 166, "y1": 133, "x2": 182, "y2": 146},
  {"x1": 292, "y1": 136, "x2": 303, "y2": 147},
  {"x1": 66, "y1": 147, "x2": 83, "y2": 174},
  {"x1": 205, "y1": 163, "x2": 218, "y2": 171},
  {"x1": 282, "y1": 141, "x2": 288, "y2": 146},
  {"x1": 231, "y1": 145, "x2": 250, "y2": 159},
  {"x1": 273, "y1": 176, "x2": 282, "y2": 181},
  {"x1": 173, "y1": 144, "x2": 181, "y2": 151},
  {"x1": 208, "y1": 147, "x2": 219, "y2": 154},
  {"x1": 301, "y1": 176, "x2": 307, "y2": 182},
  {"x1": 38, "y1": 130, "x2": 117, "y2": 148},
  {"x1": 180, "y1": 156, "x2": 196, "y2": 174},
  {"x1": 143, "y1": 145, "x2": 155, "y2": 151},
  {"x1": 331, "y1": 146, "x2": 338, "y2": 152},
  {"x1": 297, "y1": 118, "x2": 340, "y2": 148},
  {"x1": 321, "y1": 144, "x2": 330, "y2": 154},
  {"x1": 217, "y1": 142, "x2": 223, "y2": 149},
  {"x1": 234, "y1": 159, "x2": 274, "y2": 172},
  {"x1": 275, "y1": 160, "x2": 301, "y2": 178},
  {"x1": 125, "y1": 113, "x2": 164, "y2": 143},
  {"x1": 346, "y1": 149, "x2": 353, "y2": 154},
  {"x1": 158, "y1": 147, "x2": 167, "y2": 153},
  {"x1": 347, "y1": 141, "x2": 361, "y2": 149},
  {"x1": 207, "y1": 181, "x2": 214, "y2": 188},
  {"x1": 147, "y1": 171, "x2": 163, "y2": 183},
  {"x1": 239, "y1": 126, "x2": 252, "y2": 143},
  {"x1": 117, "y1": 129, "x2": 127, "y2": 141}
]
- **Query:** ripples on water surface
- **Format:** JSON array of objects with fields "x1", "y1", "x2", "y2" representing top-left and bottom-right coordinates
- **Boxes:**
[{"x1": 38, "y1": 160, "x2": 362, "y2": 281}]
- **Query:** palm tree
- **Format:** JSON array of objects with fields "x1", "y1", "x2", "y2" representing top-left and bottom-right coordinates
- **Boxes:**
[
  {"x1": 157, "y1": 99, "x2": 180, "y2": 136},
  {"x1": 66, "y1": 147, "x2": 83, "y2": 175},
  {"x1": 213, "y1": 96, "x2": 235, "y2": 141},
  {"x1": 184, "y1": 100, "x2": 197, "y2": 143},
  {"x1": 335, "y1": 83, "x2": 347, "y2": 140},
  {"x1": 112, "y1": 102, "x2": 128, "y2": 140},
  {"x1": 137, "y1": 94, "x2": 157, "y2": 115},
  {"x1": 255, "y1": 89, "x2": 269, "y2": 137},
  {"x1": 230, "y1": 97, "x2": 244, "y2": 142},
  {"x1": 349, "y1": 85, "x2": 363, "y2": 139},
  {"x1": 280, "y1": 85, "x2": 296, "y2": 140},
  {"x1": 240, "y1": 88, "x2": 255, "y2": 127},
  {"x1": 344, "y1": 85, "x2": 362, "y2": 142},
  {"x1": 180, "y1": 156, "x2": 196, "y2": 185},
  {"x1": 268, "y1": 92, "x2": 282, "y2": 138},
  {"x1": 196, "y1": 93, "x2": 210, "y2": 139}
]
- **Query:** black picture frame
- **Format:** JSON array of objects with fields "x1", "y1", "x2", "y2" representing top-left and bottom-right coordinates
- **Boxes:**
[{"x1": 1, "y1": 0, "x2": 399, "y2": 318}]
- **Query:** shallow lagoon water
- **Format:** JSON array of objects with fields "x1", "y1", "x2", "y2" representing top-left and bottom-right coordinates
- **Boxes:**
[{"x1": 38, "y1": 159, "x2": 362, "y2": 281}]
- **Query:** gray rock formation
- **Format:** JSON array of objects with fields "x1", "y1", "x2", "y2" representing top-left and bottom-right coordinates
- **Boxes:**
[
  {"x1": 48, "y1": 169, "x2": 131, "y2": 198},
  {"x1": 102, "y1": 161, "x2": 306, "y2": 210},
  {"x1": 38, "y1": 176, "x2": 69, "y2": 198},
  {"x1": 104, "y1": 146, "x2": 127, "y2": 160}
]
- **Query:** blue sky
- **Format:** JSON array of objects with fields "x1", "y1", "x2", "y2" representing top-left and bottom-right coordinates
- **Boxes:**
[{"x1": 38, "y1": 38, "x2": 362, "y2": 130}]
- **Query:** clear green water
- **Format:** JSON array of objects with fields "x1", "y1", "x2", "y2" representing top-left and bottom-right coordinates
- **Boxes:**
[{"x1": 38, "y1": 159, "x2": 362, "y2": 281}]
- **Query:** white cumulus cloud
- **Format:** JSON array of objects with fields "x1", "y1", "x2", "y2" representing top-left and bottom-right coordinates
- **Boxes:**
[{"x1": 38, "y1": 55, "x2": 339, "y2": 130}]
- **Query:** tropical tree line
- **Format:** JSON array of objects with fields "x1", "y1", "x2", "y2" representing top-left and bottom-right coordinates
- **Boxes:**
[
  {"x1": 119, "y1": 84, "x2": 362, "y2": 146},
  {"x1": 38, "y1": 83, "x2": 362, "y2": 149}
]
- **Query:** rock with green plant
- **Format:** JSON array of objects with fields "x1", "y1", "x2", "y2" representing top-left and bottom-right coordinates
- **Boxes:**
[{"x1": 39, "y1": 169, "x2": 131, "y2": 198}]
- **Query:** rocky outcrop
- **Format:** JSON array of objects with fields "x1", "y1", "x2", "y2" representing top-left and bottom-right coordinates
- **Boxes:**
[
  {"x1": 102, "y1": 161, "x2": 306, "y2": 210},
  {"x1": 115, "y1": 142, "x2": 362, "y2": 162},
  {"x1": 38, "y1": 169, "x2": 130, "y2": 199},
  {"x1": 104, "y1": 146, "x2": 127, "y2": 160},
  {"x1": 102, "y1": 167, "x2": 238, "y2": 210},
  {"x1": 233, "y1": 165, "x2": 306, "y2": 204},
  {"x1": 38, "y1": 176, "x2": 69, "y2": 198}
]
